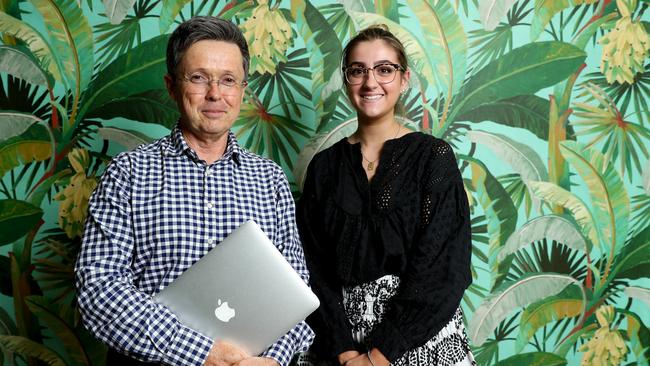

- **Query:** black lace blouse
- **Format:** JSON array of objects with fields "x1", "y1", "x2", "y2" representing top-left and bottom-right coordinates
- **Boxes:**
[{"x1": 297, "y1": 132, "x2": 473, "y2": 362}]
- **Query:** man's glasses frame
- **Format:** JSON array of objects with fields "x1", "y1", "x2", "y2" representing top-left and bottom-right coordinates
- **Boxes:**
[{"x1": 178, "y1": 72, "x2": 248, "y2": 95}]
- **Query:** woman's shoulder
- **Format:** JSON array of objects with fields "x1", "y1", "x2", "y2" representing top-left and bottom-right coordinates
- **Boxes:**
[
  {"x1": 309, "y1": 136, "x2": 351, "y2": 167},
  {"x1": 393, "y1": 132, "x2": 454, "y2": 162}
]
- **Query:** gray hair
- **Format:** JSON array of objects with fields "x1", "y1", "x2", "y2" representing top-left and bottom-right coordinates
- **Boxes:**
[{"x1": 166, "y1": 16, "x2": 250, "y2": 80}]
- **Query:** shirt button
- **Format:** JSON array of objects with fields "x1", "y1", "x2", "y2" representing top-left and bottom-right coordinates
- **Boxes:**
[
  {"x1": 207, "y1": 202, "x2": 214, "y2": 209},
  {"x1": 207, "y1": 238, "x2": 214, "y2": 245}
]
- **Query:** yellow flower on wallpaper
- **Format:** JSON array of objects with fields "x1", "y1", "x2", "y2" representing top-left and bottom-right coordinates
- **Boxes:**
[
  {"x1": 579, "y1": 305, "x2": 628, "y2": 366},
  {"x1": 241, "y1": 0, "x2": 292, "y2": 75},
  {"x1": 54, "y1": 148, "x2": 97, "y2": 239},
  {"x1": 599, "y1": 0, "x2": 650, "y2": 84}
]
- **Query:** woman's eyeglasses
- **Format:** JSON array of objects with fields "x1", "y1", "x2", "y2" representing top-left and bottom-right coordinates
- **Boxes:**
[{"x1": 342, "y1": 63, "x2": 404, "y2": 85}]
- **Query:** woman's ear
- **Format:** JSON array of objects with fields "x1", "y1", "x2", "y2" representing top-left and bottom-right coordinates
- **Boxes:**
[{"x1": 400, "y1": 67, "x2": 411, "y2": 91}]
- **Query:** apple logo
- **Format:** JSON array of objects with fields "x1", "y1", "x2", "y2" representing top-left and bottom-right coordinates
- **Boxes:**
[{"x1": 214, "y1": 299, "x2": 236, "y2": 322}]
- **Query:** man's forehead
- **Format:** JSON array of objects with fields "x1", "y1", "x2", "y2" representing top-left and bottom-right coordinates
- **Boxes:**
[{"x1": 179, "y1": 40, "x2": 244, "y2": 74}]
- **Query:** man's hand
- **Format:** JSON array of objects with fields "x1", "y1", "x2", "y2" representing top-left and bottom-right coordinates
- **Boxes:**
[
  {"x1": 234, "y1": 356, "x2": 280, "y2": 366},
  {"x1": 203, "y1": 341, "x2": 249, "y2": 366}
]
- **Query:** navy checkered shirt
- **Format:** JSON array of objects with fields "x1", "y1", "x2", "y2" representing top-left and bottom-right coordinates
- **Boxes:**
[{"x1": 75, "y1": 126, "x2": 314, "y2": 366}]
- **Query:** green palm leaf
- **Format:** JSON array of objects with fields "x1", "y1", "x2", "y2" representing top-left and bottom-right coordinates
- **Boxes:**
[
  {"x1": 30, "y1": 0, "x2": 94, "y2": 94},
  {"x1": 460, "y1": 155, "x2": 517, "y2": 291},
  {"x1": 495, "y1": 351, "x2": 567, "y2": 366},
  {"x1": 81, "y1": 34, "x2": 169, "y2": 120},
  {"x1": 294, "y1": 118, "x2": 356, "y2": 191},
  {"x1": 318, "y1": 3, "x2": 355, "y2": 42},
  {"x1": 159, "y1": 0, "x2": 192, "y2": 33},
  {"x1": 98, "y1": 127, "x2": 153, "y2": 151},
  {"x1": 450, "y1": 41, "x2": 586, "y2": 122},
  {"x1": 499, "y1": 215, "x2": 591, "y2": 263},
  {"x1": 102, "y1": 0, "x2": 136, "y2": 25},
  {"x1": 572, "y1": 12, "x2": 618, "y2": 50},
  {"x1": 468, "y1": 273, "x2": 585, "y2": 347},
  {"x1": 0, "y1": 306, "x2": 17, "y2": 335},
  {"x1": 0, "y1": 122, "x2": 52, "y2": 179},
  {"x1": 528, "y1": 181, "x2": 602, "y2": 253},
  {"x1": 612, "y1": 225, "x2": 650, "y2": 281},
  {"x1": 470, "y1": 0, "x2": 534, "y2": 77},
  {"x1": 374, "y1": 0, "x2": 400, "y2": 22},
  {"x1": 406, "y1": 0, "x2": 467, "y2": 98},
  {"x1": 0, "y1": 12, "x2": 63, "y2": 83},
  {"x1": 625, "y1": 286, "x2": 650, "y2": 307},
  {"x1": 249, "y1": 48, "x2": 312, "y2": 119},
  {"x1": 467, "y1": 130, "x2": 548, "y2": 212},
  {"x1": 620, "y1": 309, "x2": 650, "y2": 366},
  {"x1": 0, "y1": 45, "x2": 52, "y2": 87},
  {"x1": 559, "y1": 141, "x2": 630, "y2": 277},
  {"x1": 584, "y1": 64, "x2": 650, "y2": 127},
  {"x1": 0, "y1": 199, "x2": 42, "y2": 246},
  {"x1": 530, "y1": 0, "x2": 578, "y2": 41},
  {"x1": 87, "y1": 89, "x2": 179, "y2": 128},
  {"x1": 631, "y1": 192, "x2": 650, "y2": 236},
  {"x1": 458, "y1": 95, "x2": 577, "y2": 141},
  {"x1": 479, "y1": 0, "x2": 518, "y2": 31},
  {"x1": 0, "y1": 335, "x2": 66, "y2": 365},
  {"x1": 291, "y1": 0, "x2": 341, "y2": 132},
  {"x1": 0, "y1": 111, "x2": 43, "y2": 143},
  {"x1": 235, "y1": 92, "x2": 312, "y2": 172},
  {"x1": 642, "y1": 160, "x2": 650, "y2": 196},
  {"x1": 25, "y1": 296, "x2": 90, "y2": 365},
  {"x1": 498, "y1": 173, "x2": 534, "y2": 218},
  {"x1": 572, "y1": 82, "x2": 650, "y2": 179},
  {"x1": 94, "y1": 13, "x2": 143, "y2": 69},
  {"x1": 515, "y1": 286, "x2": 585, "y2": 352}
]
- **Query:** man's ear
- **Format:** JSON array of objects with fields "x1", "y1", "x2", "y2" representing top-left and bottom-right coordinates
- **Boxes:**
[{"x1": 164, "y1": 74, "x2": 177, "y2": 101}]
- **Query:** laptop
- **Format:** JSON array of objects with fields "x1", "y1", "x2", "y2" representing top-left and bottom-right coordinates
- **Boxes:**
[{"x1": 154, "y1": 220, "x2": 320, "y2": 355}]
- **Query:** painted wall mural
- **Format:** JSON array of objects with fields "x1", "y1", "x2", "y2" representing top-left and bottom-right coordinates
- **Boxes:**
[{"x1": 0, "y1": 0, "x2": 649, "y2": 365}]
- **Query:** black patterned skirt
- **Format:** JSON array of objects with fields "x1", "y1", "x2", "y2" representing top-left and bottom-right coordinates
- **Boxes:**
[{"x1": 296, "y1": 275, "x2": 475, "y2": 366}]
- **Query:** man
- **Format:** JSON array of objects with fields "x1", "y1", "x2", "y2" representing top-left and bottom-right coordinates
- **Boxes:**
[{"x1": 75, "y1": 16, "x2": 314, "y2": 366}]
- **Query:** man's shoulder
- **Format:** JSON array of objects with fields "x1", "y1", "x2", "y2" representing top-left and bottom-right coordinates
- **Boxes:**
[
  {"x1": 104, "y1": 135, "x2": 171, "y2": 175},
  {"x1": 238, "y1": 148, "x2": 283, "y2": 172}
]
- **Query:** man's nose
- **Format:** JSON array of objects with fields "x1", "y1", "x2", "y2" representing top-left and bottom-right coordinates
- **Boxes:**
[{"x1": 205, "y1": 82, "x2": 223, "y2": 100}]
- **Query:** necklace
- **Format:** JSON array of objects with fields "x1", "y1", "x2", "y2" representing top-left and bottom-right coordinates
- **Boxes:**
[{"x1": 360, "y1": 123, "x2": 401, "y2": 171}]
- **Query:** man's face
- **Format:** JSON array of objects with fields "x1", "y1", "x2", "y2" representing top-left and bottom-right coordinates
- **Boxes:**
[{"x1": 165, "y1": 40, "x2": 246, "y2": 143}]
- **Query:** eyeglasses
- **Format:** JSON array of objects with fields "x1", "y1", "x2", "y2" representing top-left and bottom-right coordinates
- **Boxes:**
[
  {"x1": 343, "y1": 63, "x2": 404, "y2": 85},
  {"x1": 179, "y1": 72, "x2": 248, "y2": 95}
]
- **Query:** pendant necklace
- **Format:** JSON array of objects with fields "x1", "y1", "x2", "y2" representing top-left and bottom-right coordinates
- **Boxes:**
[{"x1": 360, "y1": 123, "x2": 401, "y2": 171}]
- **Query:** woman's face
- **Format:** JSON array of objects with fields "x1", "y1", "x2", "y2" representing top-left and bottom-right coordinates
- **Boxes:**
[{"x1": 344, "y1": 39, "x2": 410, "y2": 123}]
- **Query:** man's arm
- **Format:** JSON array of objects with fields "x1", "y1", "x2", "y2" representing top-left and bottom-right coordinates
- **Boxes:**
[{"x1": 75, "y1": 156, "x2": 214, "y2": 365}]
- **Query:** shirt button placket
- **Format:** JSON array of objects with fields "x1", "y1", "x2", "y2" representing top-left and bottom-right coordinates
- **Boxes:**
[{"x1": 205, "y1": 165, "x2": 216, "y2": 247}]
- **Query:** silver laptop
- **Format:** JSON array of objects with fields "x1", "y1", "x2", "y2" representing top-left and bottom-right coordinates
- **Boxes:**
[{"x1": 154, "y1": 220, "x2": 319, "y2": 355}]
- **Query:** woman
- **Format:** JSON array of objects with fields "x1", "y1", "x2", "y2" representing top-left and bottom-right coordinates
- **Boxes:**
[{"x1": 297, "y1": 25, "x2": 475, "y2": 366}]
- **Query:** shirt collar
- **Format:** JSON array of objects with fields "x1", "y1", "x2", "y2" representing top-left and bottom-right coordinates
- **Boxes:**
[{"x1": 164, "y1": 122, "x2": 241, "y2": 166}]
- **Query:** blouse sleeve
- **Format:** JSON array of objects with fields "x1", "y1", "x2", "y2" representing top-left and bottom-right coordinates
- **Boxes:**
[
  {"x1": 366, "y1": 140, "x2": 473, "y2": 361},
  {"x1": 297, "y1": 159, "x2": 356, "y2": 359}
]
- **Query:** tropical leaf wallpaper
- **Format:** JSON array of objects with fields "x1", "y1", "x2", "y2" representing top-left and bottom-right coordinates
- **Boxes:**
[{"x1": 0, "y1": 0, "x2": 649, "y2": 365}]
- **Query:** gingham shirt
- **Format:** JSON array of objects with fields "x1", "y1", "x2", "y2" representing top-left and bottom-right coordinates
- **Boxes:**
[{"x1": 75, "y1": 126, "x2": 314, "y2": 366}]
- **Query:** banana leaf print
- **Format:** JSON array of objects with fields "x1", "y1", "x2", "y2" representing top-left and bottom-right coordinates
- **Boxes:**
[{"x1": 0, "y1": 0, "x2": 648, "y2": 365}]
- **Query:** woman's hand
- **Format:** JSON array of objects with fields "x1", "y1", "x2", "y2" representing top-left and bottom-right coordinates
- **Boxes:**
[
  {"x1": 341, "y1": 353, "x2": 371, "y2": 366},
  {"x1": 338, "y1": 350, "x2": 361, "y2": 365}
]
